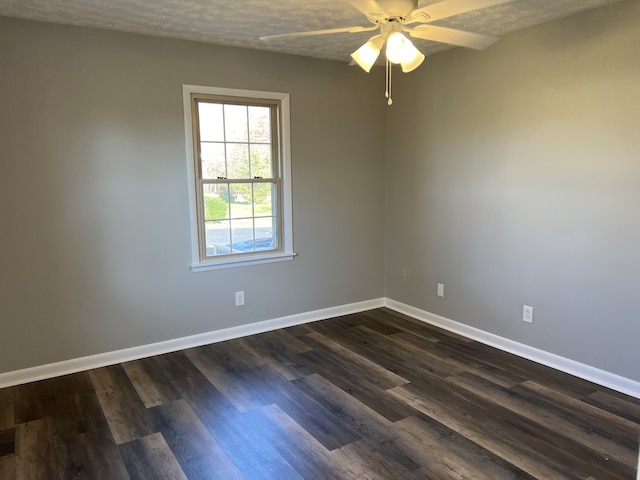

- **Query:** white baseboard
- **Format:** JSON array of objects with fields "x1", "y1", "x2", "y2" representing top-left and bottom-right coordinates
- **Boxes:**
[
  {"x1": 0, "y1": 298, "x2": 384, "y2": 389},
  {"x1": 2, "y1": 296, "x2": 638, "y2": 400},
  {"x1": 384, "y1": 298, "x2": 640, "y2": 399}
]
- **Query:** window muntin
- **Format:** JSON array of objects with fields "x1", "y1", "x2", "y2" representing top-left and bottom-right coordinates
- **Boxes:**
[{"x1": 183, "y1": 86, "x2": 294, "y2": 271}]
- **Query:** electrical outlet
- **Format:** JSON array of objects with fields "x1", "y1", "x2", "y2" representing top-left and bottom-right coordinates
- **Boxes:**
[
  {"x1": 437, "y1": 283, "x2": 444, "y2": 298},
  {"x1": 523, "y1": 305, "x2": 533, "y2": 323},
  {"x1": 235, "y1": 291, "x2": 245, "y2": 306}
]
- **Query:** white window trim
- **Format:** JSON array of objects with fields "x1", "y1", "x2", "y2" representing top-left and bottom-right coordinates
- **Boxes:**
[{"x1": 183, "y1": 85, "x2": 295, "y2": 272}]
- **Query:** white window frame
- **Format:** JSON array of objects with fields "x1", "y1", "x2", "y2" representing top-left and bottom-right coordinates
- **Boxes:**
[{"x1": 183, "y1": 85, "x2": 295, "y2": 272}]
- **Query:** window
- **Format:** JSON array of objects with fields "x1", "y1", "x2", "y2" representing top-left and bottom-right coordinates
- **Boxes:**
[{"x1": 183, "y1": 86, "x2": 294, "y2": 271}]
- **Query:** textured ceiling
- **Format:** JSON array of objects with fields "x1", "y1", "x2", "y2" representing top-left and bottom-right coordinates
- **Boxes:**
[{"x1": 0, "y1": 0, "x2": 624, "y2": 62}]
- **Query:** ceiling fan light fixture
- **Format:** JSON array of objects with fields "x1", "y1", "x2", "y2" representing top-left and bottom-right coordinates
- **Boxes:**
[
  {"x1": 401, "y1": 50, "x2": 425, "y2": 73},
  {"x1": 385, "y1": 31, "x2": 418, "y2": 64},
  {"x1": 351, "y1": 35, "x2": 384, "y2": 73}
]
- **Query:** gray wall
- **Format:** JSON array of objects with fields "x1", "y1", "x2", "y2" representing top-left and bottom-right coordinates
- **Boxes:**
[
  {"x1": 385, "y1": 0, "x2": 640, "y2": 381},
  {"x1": 0, "y1": 17, "x2": 387, "y2": 373},
  {"x1": 2, "y1": 0, "x2": 639, "y2": 384}
]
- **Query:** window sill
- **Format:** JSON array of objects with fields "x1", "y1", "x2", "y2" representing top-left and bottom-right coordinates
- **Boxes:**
[{"x1": 190, "y1": 252, "x2": 297, "y2": 272}]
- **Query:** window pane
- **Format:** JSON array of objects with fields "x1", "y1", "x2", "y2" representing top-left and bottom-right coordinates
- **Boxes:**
[
  {"x1": 230, "y1": 186, "x2": 252, "y2": 219},
  {"x1": 248, "y1": 106, "x2": 271, "y2": 143},
  {"x1": 255, "y1": 217, "x2": 276, "y2": 251},
  {"x1": 224, "y1": 104, "x2": 248, "y2": 143},
  {"x1": 203, "y1": 191, "x2": 228, "y2": 221},
  {"x1": 250, "y1": 144, "x2": 273, "y2": 178},
  {"x1": 227, "y1": 143, "x2": 250, "y2": 179},
  {"x1": 198, "y1": 103, "x2": 224, "y2": 142},
  {"x1": 201, "y1": 142, "x2": 226, "y2": 179},
  {"x1": 253, "y1": 182, "x2": 274, "y2": 217},
  {"x1": 205, "y1": 220, "x2": 230, "y2": 257},
  {"x1": 230, "y1": 218, "x2": 254, "y2": 252}
]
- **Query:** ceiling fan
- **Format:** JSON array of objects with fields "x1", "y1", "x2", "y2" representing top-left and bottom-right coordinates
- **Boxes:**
[{"x1": 260, "y1": 0, "x2": 513, "y2": 104}]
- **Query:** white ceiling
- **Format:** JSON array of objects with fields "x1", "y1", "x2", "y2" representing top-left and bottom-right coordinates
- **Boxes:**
[{"x1": 0, "y1": 0, "x2": 624, "y2": 62}]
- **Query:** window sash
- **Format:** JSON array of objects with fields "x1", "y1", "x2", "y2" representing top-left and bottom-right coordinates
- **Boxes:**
[
  {"x1": 196, "y1": 178, "x2": 282, "y2": 260},
  {"x1": 192, "y1": 95, "x2": 281, "y2": 181}
]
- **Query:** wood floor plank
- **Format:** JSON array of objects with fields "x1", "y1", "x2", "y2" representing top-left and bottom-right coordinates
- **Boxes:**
[
  {"x1": 119, "y1": 432, "x2": 187, "y2": 480},
  {"x1": 211, "y1": 408, "x2": 304, "y2": 480},
  {"x1": 514, "y1": 380, "x2": 640, "y2": 451},
  {"x1": 435, "y1": 338, "x2": 600, "y2": 399},
  {"x1": 309, "y1": 319, "x2": 467, "y2": 384},
  {"x1": 0, "y1": 454, "x2": 16, "y2": 479},
  {"x1": 149, "y1": 351, "x2": 238, "y2": 421},
  {"x1": 14, "y1": 372, "x2": 111, "y2": 438},
  {"x1": 206, "y1": 406, "x2": 305, "y2": 479},
  {"x1": 51, "y1": 429, "x2": 130, "y2": 480},
  {"x1": 381, "y1": 329, "x2": 471, "y2": 378},
  {"x1": 11, "y1": 382, "x2": 47, "y2": 426},
  {"x1": 584, "y1": 389, "x2": 640, "y2": 424},
  {"x1": 185, "y1": 346, "x2": 270, "y2": 412},
  {"x1": 394, "y1": 414, "x2": 536, "y2": 480},
  {"x1": 247, "y1": 328, "x2": 314, "y2": 354},
  {"x1": 375, "y1": 307, "x2": 474, "y2": 342},
  {"x1": 389, "y1": 383, "x2": 575, "y2": 479},
  {"x1": 0, "y1": 388, "x2": 13, "y2": 430},
  {"x1": 14, "y1": 418, "x2": 65, "y2": 480},
  {"x1": 13, "y1": 374, "x2": 101, "y2": 427},
  {"x1": 390, "y1": 373, "x2": 636, "y2": 479},
  {"x1": 361, "y1": 309, "x2": 446, "y2": 343},
  {"x1": 151, "y1": 352, "x2": 301, "y2": 478},
  {"x1": 390, "y1": 330, "x2": 527, "y2": 388},
  {"x1": 122, "y1": 357, "x2": 182, "y2": 408},
  {"x1": 295, "y1": 347, "x2": 419, "y2": 422},
  {"x1": 239, "y1": 331, "x2": 314, "y2": 381},
  {"x1": 150, "y1": 399, "x2": 243, "y2": 480},
  {"x1": 282, "y1": 323, "x2": 317, "y2": 338},
  {"x1": 241, "y1": 364, "x2": 363, "y2": 451},
  {"x1": 293, "y1": 373, "x2": 422, "y2": 472},
  {"x1": 89, "y1": 365, "x2": 156, "y2": 444},
  {"x1": 0, "y1": 428, "x2": 16, "y2": 457},
  {"x1": 10, "y1": 374, "x2": 129, "y2": 479},
  {"x1": 305, "y1": 321, "x2": 434, "y2": 378},
  {"x1": 300, "y1": 331, "x2": 409, "y2": 389},
  {"x1": 344, "y1": 311, "x2": 405, "y2": 335},
  {"x1": 465, "y1": 363, "x2": 528, "y2": 389},
  {"x1": 341, "y1": 324, "x2": 467, "y2": 380},
  {"x1": 319, "y1": 311, "x2": 403, "y2": 335},
  {"x1": 333, "y1": 439, "x2": 424, "y2": 480},
  {"x1": 59, "y1": 373, "x2": 119, "y2": 438},
  {"x1": 195, "y1": 337, "x2": 265, "y2": 371},
  {"x1": 259, "y1": 403, "x2": 358, "y2": 480},
  {"x1": 447, "y1": 372, "x2": 638, "y2": 468}
]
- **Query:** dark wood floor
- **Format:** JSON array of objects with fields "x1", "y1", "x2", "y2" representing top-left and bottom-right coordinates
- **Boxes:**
[{"x1": 0, "y1": 308, "x2": 638, "y2": 479}]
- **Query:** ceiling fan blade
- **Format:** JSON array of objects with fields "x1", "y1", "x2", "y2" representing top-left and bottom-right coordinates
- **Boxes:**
[
  {"x1": 408, "y1": 0, "x2": 513, "y2": 23},
  {"x1": 408, "y1": 25, "x2": 499, "y2": 49},
  {"x1": 260, "y1": 25, "x2": 377, "y2": 41},
  {"x1": 344, "y1": 0, "x2": 389, "y2": 18}
]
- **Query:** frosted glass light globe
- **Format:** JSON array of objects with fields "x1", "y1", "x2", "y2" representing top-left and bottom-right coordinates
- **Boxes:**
[{"x1": 386, "y1": 32, "x2": 413, "y2": 64}]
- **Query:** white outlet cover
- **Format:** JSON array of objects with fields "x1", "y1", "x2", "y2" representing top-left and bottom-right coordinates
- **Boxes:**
[
  {"x1": 437, "y1": 283, "x2": 444, "y2": 297},
  {"x1": 523, "y1": 305, "x2": 533, "y2": 323},
  {"x1": 235, "y1": 291, "x2": 245, "y2": 306}
]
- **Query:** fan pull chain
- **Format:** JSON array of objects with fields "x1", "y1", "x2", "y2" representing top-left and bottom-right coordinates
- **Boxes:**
[
  {"x1": 385, "y1": 57, "x2": 393, "y2": 105},
  {"x1": 385, "y1": 57, "x2": 389, "y2": 99}
]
